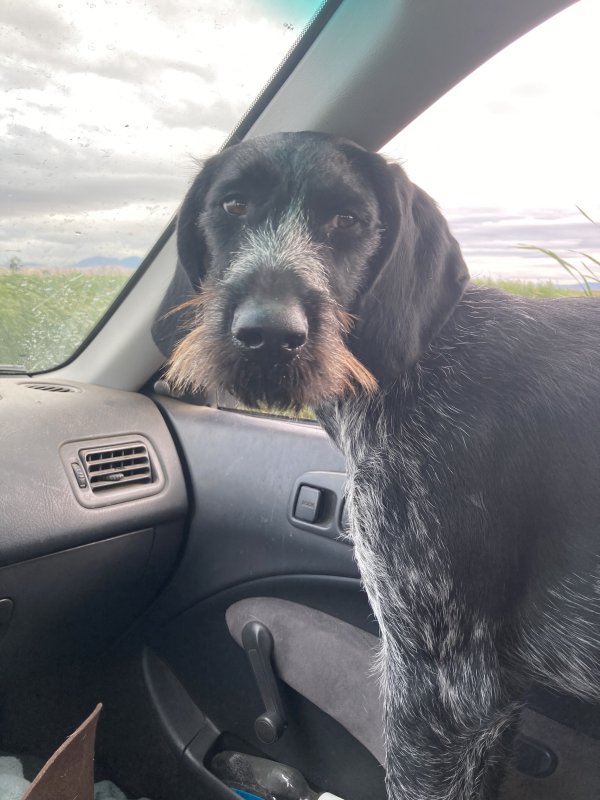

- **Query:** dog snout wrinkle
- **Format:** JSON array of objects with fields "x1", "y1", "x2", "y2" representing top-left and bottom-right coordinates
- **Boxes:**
[{"x1": 231, "y1": 298, "x2": 308, "y2": 356}]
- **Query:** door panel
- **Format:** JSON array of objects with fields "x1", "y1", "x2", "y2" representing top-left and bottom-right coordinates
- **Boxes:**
[
  {"x1": 147, "y1": 398, "x2": 386, "y2": 800},
  {"x1": 147, "y1": 576, "x2": 385, "y2": 800},
  {"x1": 225, "y1": 596, "x2": 384, "y2": 763},
  {"x1": 150, "y1": 401, "x2": 357, "y2": 621},
  {"x1": 146, "y1": 396, "x2": 600, "y2": 800}
]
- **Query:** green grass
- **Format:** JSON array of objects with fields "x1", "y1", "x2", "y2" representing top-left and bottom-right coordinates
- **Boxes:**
[
  {"x1": 227, "y1": 402, "x2": 318, "y2": 421},
  {"x1": 475, "y1": 278, "x2": 587, "y2": 299},
  {"x1": 0, "y1": 268, "x2": 130, "y2": 372},
  {"x1": 519, "y1": 207, "x2": 599, "y2": 296}
]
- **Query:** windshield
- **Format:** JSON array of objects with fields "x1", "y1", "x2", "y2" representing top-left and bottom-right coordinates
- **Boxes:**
[{"x1": 0, "y1": 0, "x2": 325, "y2": 373}]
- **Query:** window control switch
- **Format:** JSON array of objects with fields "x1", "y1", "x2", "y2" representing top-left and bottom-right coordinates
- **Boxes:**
[{"x1": 294, "y1": 485, "x2": 321, "y2": 523}]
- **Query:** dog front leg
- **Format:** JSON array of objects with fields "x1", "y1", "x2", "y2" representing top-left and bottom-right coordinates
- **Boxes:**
[{"x1": 380, "y1": 635, "x2": 520, "y2": 800}]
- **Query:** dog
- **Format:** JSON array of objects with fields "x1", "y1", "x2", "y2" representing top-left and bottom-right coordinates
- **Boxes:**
[{"x1": 157, "y1": 131, "x2": 600, "y2": 800}]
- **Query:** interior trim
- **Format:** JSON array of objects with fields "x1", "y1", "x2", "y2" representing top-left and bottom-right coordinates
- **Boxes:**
[{"x1": 226, "y1": 596, "x2": 384, "y2": 764}]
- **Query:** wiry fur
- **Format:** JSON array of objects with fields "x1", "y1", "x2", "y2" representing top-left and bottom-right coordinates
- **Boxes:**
[
  {"x1": 159, "y1": 132, "x2": 600, "y2": 800},
  {"x1": 166, "y1": 205, "x2": 377, "y2": 409},
  {"x1": 320, "y1": 286, "x2": 600, "y2": 799}
]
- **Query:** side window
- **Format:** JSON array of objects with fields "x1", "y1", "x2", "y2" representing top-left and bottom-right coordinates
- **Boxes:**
[
  {"x1": 382, "y1": 0, "x2": 599, "y2": 298},
  {"x1": 0, "y1": 0, "x2": 323, "y2": 374}
]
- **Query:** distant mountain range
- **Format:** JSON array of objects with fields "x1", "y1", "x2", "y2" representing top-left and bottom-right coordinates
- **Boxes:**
[
  {"x1": 19, "y1": 256, "x2": 142, "y2": 269},
  {"x1": 73, "y1": 256, "x2": 141, "y2": 269},
  {"x1": 565, "y1": 282, "x2": 600, "y2": 292}
]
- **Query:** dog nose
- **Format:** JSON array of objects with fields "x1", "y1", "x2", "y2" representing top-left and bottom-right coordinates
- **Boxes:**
[{"x1": 232, "y1": 299, "x2": 308, "y2": 355}]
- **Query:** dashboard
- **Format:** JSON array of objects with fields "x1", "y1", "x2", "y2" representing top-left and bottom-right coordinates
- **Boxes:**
[{"x1": 0, "y1": 378, "x2": 187, "y2": 691}]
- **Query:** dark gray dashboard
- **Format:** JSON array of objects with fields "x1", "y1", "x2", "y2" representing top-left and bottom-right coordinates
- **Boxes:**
[
  {"x1": 0, "y1": 377, "x2": 188, "y2": 690},
  {"x1": 0, "y1": 378, "x2": 186, "y2": 566}
]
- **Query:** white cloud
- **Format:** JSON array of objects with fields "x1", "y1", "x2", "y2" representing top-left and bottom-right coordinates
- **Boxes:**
[
  {"x1": 2, "y1": 0, "x2": 598, "y2": 282},
  {"x1": 0, "y1": 0, "x2": 306, "y2": 266}
]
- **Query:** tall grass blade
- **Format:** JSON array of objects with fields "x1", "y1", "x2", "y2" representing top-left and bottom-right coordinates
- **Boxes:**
[{"x1": 575, "y1": 206, "x2": 598, "y2": 226}]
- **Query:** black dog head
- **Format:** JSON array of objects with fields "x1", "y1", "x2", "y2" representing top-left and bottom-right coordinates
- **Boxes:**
[{"x1": 163, "y1": 131, "x2": 469, "y2": 409}]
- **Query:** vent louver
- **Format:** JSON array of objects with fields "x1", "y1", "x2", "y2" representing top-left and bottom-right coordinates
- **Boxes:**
[
  {"x1": 24, "y1": 382, "x2": 79, "y2": 393},
  {"x1": 80, "y1": 442, "x2": 153, "y2": 492}
]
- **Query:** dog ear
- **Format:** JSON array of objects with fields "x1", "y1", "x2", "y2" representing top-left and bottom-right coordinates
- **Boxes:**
[
  {"x1": 151, "y1": 159, "x2": 217, "y2": 356},
  {"x1": 175, "y1": 159, "x2": 219, "y2": 284},
  {"x1": 351, "y1": 158, "x2": 469, "y2": 384}
]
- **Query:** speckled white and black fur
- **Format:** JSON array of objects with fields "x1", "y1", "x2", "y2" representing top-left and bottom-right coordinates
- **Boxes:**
[
  {"x1": 157, "y1": 132, "x2": 600, "y2": 800},
  {"x1": 319, "y1": 287, "x2": 600, "y2": 799}
]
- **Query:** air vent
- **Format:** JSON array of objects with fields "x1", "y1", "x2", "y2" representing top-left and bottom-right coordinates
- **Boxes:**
[
  {"x1": 80, "y1": 442, "x2": 153, "y2": 492},
  {"x1": 24, "y1": 382, "x2": 79, "y2": 393}
]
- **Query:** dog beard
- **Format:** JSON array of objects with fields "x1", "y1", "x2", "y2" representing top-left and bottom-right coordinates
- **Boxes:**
[{"x1": 165, "y1": 287, "x2": 377, "y2": 412}]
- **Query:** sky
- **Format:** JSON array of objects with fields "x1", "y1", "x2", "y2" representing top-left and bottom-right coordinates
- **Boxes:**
[
  {"x1": 385, "y1": 0, "x2": 600, "y2": 282},
  {"x1": 1, "y1": 0, "x2": 599, "y2": 283},
  {"x1": 0, "y1": 0, "x2": 318, "y2": 268}
]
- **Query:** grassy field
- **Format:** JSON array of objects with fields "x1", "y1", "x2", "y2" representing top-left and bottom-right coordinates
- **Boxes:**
[
  {"x1": 475, "y1": 278, "x2": 590, "y2": 299},
  {"x1": 0, "y1": 269, "x2": 590, "y2": 374},
  {"x1": 0, "y1": 268, "x2": 131, "y2": 371}
]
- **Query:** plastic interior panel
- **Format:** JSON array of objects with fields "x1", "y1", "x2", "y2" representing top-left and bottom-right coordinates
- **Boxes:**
[
  {"x1": 0, "y1": 527, "x2": 180, "y2": 692},
  {"x1": 225, "y1": 597, "x2": 384, "y2": 764},
  {"x1": 147, "y1": 575, "x2": 386, "y2": 800},
  {"x1": 150, "y1": 400, "x2": 356, "y2": 623},
  {"x1": 144, "y1": 400, "x2": 389, "y2": 800},
  {"x1": 288, "y1": 471, "x2": 347, "y2": 539},
  {"x1": 0, "y1": 378, "x2": 187, "y2": 566},
  {"x1": 143, "y1": 648, "x2": 220, "y2": 756},
  {"x1": 59, "y1": 434, "x2": 166, "y2": 509}
]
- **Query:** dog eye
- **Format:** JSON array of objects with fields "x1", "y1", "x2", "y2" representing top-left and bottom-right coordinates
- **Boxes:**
[
  {"x1": 222, "y1": 198, "x2": 248, "y2": 216},
  {"x1": 331, "y1": 213, "x2": 358, "y2": 229}
]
